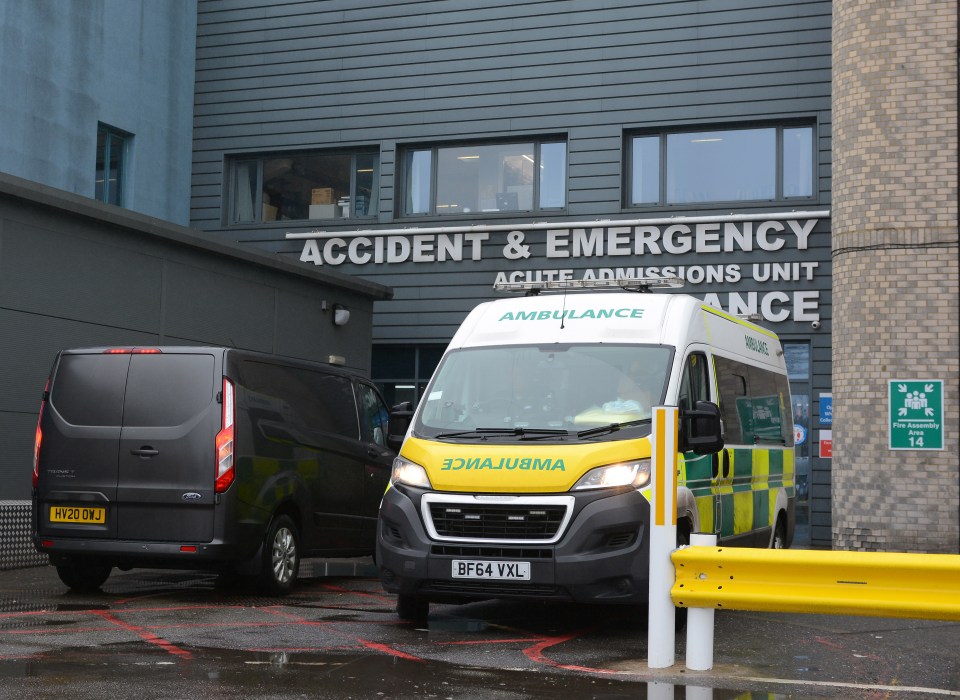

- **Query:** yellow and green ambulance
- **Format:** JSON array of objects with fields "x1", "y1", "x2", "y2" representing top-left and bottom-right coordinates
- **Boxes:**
[{"x1": 377, "y1": 278, "x2": 795, "y2": 621}]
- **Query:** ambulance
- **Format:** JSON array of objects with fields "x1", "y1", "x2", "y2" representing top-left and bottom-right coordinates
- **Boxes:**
[{"x1": 377, "y1": 277, "x2": 795, "y2": 621}]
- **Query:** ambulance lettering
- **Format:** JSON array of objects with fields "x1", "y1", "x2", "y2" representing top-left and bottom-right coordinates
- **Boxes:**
[
  {"x1": 744, "y1": 335, "x2": 770, "y2": 356},
  {"x1": 499, "y1": 308, "x2": 644, "y2": 322},
  {"x1": 442, "y1": 456, "x2": 566, "y2": 471}
]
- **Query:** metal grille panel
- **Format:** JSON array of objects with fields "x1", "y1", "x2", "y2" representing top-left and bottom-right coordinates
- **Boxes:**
[{"x1": 428, "y1": 502, "x2": 566, "y2": 540}]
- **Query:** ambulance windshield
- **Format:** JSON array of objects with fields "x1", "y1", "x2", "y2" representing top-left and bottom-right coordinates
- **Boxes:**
[{"x1": 416, "y1": 344, "x2": 673, "y2": 438}]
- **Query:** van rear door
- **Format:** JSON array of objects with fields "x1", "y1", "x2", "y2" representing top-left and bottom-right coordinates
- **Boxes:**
[
  {"x1": 38, "y1": 352, "x2": 129, "y2": 539},
  {"x1": 116, "y1": 352, "x2": 220, "y2": 542}
]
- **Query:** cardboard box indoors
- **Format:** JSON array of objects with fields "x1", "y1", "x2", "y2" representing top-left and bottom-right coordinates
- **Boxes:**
[{"x1": 311, "y1": 188, "x2": 334, "y2": 205}]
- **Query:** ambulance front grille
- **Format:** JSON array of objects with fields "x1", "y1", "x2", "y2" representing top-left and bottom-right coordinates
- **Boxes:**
[{"x1": 428, "y1": 503, "x2": 567, "y2": 541}]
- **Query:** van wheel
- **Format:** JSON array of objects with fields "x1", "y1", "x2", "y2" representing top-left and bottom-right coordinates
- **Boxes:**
[
  {"x1": 396, "y1": 594, "x2": 429, "y2": 623},
  {"x1": 771, "y1": 517, "x2": 787, "y2": 549},
  {"x1": 56, "y1": 562, "x2": 112, "y2": 592},
  {"x1": 259, "y1": 515, "x2": 300, "y2": 595}
]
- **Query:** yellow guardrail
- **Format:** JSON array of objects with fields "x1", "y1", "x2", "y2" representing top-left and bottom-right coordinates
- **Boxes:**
[{"x1": 671, "y1": 546, "x2": 960, "y2": 621}]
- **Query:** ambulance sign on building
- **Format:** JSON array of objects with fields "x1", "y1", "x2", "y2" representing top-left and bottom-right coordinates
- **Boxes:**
[{"x1": 888, "y1": 380, "x2": 944, "y2": 450}]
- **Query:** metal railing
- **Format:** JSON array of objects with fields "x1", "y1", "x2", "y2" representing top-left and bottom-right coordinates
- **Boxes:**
[{"x1": 671, "y1": 545, "x2": 960, "y2": 621}]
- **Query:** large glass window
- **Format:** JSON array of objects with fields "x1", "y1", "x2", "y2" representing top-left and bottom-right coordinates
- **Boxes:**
[
  {"x1": 229, "y1": 150, "x2": 379, "y2": 223},
  {"x1": 372, "y1": 345, "x2": 445, "y2": 407},
  {"x1": 627, "y1": 124, "x2": 815, "y2": 206},
  {"x1": 95, "y1": 123, "x2": 130, "y2": 207},
  {"x1": 401, "y1": 139, "x2": 567, "y2": 216}
]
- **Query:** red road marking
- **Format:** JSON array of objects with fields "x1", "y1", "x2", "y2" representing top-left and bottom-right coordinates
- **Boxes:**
[
  {"x1": 357, "y1": 638, "x2": 425, "y2": 662},
  {"x1": 256, "y1": 606, "x2": 426, "y2": 662},
  {"x1": 436, "y1": 637, "x2": 540, "y2": 646},
  {"x1": 814, "y1": 636, "x2": 845, "y2": 650},
  {"x1": 92, "y1": 610, "x2": 192, "y2": 659},
  {"x1": 319, "y1": 584, "x2": 393, "y2": 604},
  {"x1": 522, "y1": 631, "x2": 619, "y2": 675}
]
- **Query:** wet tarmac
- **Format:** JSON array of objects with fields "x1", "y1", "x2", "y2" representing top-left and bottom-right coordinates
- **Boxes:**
[{"x1": 0, "y1": 560, "x2": 956, "y2": 699}]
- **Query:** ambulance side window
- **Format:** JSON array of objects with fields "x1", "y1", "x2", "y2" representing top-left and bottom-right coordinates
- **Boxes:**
[{"x1": 678, "y1": 353, "x2": 710, "y2": 412}]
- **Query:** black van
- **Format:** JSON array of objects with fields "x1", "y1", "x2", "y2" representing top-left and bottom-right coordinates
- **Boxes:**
[{"x1": 32, "y1": 346, "x2": 396, "y2": 594}]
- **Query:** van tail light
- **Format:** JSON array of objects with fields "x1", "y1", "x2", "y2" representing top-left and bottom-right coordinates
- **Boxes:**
[
  {"x1": 215, "y1": 377, "x2": 235, "y2": 493},
  {"x1": 33, "y1": 380, "x2": 49, "y2": 489},
  {"x1": 102, "y1": 348, "x2": 162, "y2": 354}
]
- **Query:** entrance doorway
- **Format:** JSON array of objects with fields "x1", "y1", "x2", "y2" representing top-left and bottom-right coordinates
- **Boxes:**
[{"x1": 784, "y1": 342, "x2": 811, "y2": 547}]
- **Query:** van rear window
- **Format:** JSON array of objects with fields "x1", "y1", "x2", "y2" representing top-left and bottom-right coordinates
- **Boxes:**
[
  {"x1": 51, "y1": 354, "x2": 129, "y2": 426},
  {"x1": 123, "y1": 354, "x2": 215, "y2": 427}
]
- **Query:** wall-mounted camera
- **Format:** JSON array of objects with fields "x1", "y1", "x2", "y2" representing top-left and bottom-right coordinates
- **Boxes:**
[{"x1": 811, "y1": 320, "x2": 822, "y2": 330}]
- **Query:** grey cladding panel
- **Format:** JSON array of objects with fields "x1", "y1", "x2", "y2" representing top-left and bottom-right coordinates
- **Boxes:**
[
  {"x1": 273, "y1": 288, "x2": 372, "y2": 370},
  {"x1": 0, "y1": 225, "x2": 162, "y2": 332},
  {"x1": 0, "y1": 308, "x2": 159, "y2": 413},
  {"x1": 163, "y1": 262, "x2": 275, "y2": 351},
  {"x1": 0, "y1": 412, "x2": 40, "y2": 499}
]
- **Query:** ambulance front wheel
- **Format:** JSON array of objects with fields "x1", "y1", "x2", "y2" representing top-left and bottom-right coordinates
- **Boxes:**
[
  {"x1": 397, "y1": 594, "x2": 429, "y2": 622},
  {"x1": 771, "y1": 516, "x2": 787, "y2": 549}
]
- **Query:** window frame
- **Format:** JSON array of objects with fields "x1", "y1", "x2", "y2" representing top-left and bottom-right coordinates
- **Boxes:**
[
  {"x1": 95, "y1": 123, "x2": 131, "y2": 207},
  {"x1": 399, "y1": 137, "x2": 568, "y2": 218},
  {"x1": 625, "y1": 122, "x2": 817, "y2": 209},
  {"x1": 225, "y1": 148, "x2": 380, "y2": 225},
  {"x1": 713, "y1": 353, "x2": 794, "y2": 447}
]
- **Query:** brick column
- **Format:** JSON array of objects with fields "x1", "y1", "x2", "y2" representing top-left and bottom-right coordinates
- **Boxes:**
[{"x1": 831, "y1": 1, "x2": 959, "y2": 552}]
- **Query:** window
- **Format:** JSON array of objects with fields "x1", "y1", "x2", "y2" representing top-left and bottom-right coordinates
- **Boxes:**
[
  {"x1": 123, "y1": 354, "x2": 215, "y2": 428},
  {"x1": 414, "y1": 344, "x2": 672, "y2": 434},
  {"x1": 714, "y1": 355, "x2": 794, "y2": 446},
  {"x1": 95, "y1": 123, "x2": 130, "y2": 206},
  {"x1": 357, "y1": 383, "x2": 389, "y2": 447},
  {"x1": 627, "y1": 124, "x2": 815, "y2": 206},
  {"x1": 51, "y1": 354, "x2": 129, "y2": 427},
  {"x1": 238, "y1": 361, "x2": 359, "y2": 439},
  {"x1": 678, "y1": 353, "x2": 710, "y2": 412},
  {"x1": 401, "y1": 139, "x2": 567, "y2": 216},
  {"x1": 372, "y1": 345, "x2": 445, "y2": 407},
  {"x1": 229, "y1": 150, "x2": 379, "y2": 223}
]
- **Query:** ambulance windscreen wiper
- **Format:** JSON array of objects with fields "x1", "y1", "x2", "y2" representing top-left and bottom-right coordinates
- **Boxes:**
[
  {"x1": 577, "y1": 419, "x2": 650, "y2": 438},
  {"x1": 436, "y1": 427, "x2": 570, "y2": 440}
]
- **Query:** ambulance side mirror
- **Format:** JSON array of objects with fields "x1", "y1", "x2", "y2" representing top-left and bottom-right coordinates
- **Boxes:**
[
  {"x1": 679, "y1": 401, "x2": 725, "y2": 455},
  {"x1": 387, "y1": 401, "x2": 414, "y2": 452}
]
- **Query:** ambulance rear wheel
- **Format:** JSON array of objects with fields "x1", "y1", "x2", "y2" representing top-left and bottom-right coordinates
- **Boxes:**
[{"x1": 396, "y1": 594, "x2": 429, "y2": 622}]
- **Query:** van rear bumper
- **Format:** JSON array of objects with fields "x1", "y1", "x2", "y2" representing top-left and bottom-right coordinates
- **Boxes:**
[
  {"x1": 33, "y1": 536, "x2": 257, "y2": 571},
  {"x1": 376, "y1": 484, "x2": 652, "y2": 605}
]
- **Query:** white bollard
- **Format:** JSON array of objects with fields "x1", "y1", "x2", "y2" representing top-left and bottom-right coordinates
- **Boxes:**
[
  {"x1": 685, "y1": 532, "x2": 718, "y2": 671},
  {"x1": 648, "y1": 681, "x2": 675, "y2": 700},
  {"x1": 647, "y1": 405, "x2": 678, "y2": 669},
  {"x1": 686, "y1": 685, "x2": 714, "y2": 700}
]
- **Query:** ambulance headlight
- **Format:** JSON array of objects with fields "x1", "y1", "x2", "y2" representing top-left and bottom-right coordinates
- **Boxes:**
[
  {"x1": 391, "y1": 456, "x2": 432, "y2": 489},
  {"x1": 572, "y1": 460, "x2": 650, "y2": 490}
]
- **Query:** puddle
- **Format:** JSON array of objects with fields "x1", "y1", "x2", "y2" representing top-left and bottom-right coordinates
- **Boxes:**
[
  {"x1": 0, "y1": 645, "x2": 835, "y2": 699},
  {"x1": 54, "y1": 603, "x2": 110, "y2": 612}
]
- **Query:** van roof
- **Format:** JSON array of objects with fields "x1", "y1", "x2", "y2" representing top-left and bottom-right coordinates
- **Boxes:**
[
  {"x1": 57, "y1": 346, "x2": 366, "y2": 378},
  {"x1": 449, "y1": 292, "x2": 786, "y2": 370}
]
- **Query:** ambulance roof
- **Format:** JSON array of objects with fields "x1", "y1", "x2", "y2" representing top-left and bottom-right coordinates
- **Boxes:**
[{"x1": 449, "y1": 290, "x2": 785, "y2": 371}]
